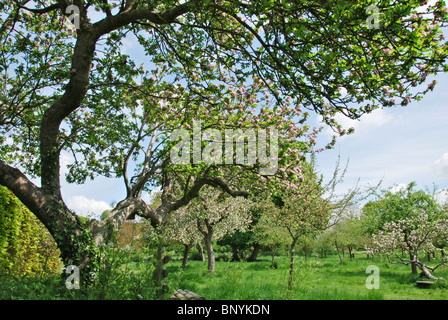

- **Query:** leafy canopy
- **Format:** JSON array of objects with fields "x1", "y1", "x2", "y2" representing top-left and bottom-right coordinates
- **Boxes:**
[
  {"x1": 1, "y1": 0, "x2": 447, "y2": 190},
  {"x1": 362, "y1": 182, "x2": 446, "y2": 234}
]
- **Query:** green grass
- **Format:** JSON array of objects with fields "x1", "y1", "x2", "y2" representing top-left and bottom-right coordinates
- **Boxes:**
[
  {"x1": 167, "y1": 254, "x2": 448, "y2": 300},
  {"x1": 1, "y1": 252, "x2": 448, "y2": 300}
]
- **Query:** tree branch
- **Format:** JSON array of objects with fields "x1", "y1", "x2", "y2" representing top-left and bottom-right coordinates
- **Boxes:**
[
  {"x1": 93, "y1": 0, "x2": 196, "y2": 37},
  {"x1": 19, "y1": 3, "x2": 60, "y2": 14},
  {"x1": 0, "y1": 159, "x2": 61, "y2": 234},
  {"x1": 90, "y1": 196, "x2": 159, "y2": 245}
]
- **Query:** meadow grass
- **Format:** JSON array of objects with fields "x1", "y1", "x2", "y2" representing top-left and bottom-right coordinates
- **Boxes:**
[
  {"x1": 1, "y1": 251, "x2": 447, "y2": 300},
  {"x1": 167, "y1": 253, "x2": 448, "y2": 300}
]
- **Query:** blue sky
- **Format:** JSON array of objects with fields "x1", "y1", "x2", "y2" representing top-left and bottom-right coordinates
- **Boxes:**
[{"x1": 314, "y1": 72, "x2": 448, "y2": 199}]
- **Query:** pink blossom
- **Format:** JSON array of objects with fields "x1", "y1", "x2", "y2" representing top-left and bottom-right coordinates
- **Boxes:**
[{"x1": 428, "y1": 81, "x2": 436, "y2": 90}]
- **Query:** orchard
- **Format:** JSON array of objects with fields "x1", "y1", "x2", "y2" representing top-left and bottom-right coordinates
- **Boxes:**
[{"x1": 1, "y1": 0, "x2": 448, "y2": 300}]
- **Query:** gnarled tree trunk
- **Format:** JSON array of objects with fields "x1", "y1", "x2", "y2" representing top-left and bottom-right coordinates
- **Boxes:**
[
  {"x1": 248, "y1": 243, "x2": 261, "y2": 262},
  {"x1": 182, "y1": 240, "x2": 194, "y2": 268},
  {"x1": 0, "y1": 160, "x2": 102, "y2": 281},
  {"x1": 204, "y1": 232, "x2": 215, "y2": 274}
]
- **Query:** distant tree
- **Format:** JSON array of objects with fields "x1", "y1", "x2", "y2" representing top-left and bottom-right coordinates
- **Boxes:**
[
  {"x1": 163, "y1": 205, "x2": 202, "y2": 268},
  {"x1": 296, "y1": 234, "x2": 315, "y2": 259},
  {"x1": 272, "y1": 159, "x2": 362, "y2": 289},
  {"x1": 253, "y1": 200, "x2": 289, "y2": 268},
  {"x1": 367, "y1": 213, "x2": 448, "y2": 280},
  {"x1": 218, "y1": 197, "x2": 265, "y2": 262},
  {"x1": 218, "y1": 231, "x2": 253, "y2": 262},
  {"x1": 175, "y1": 186, "x2": 252, "y2": 273},
  {"x1": 362, "y1": 182, "x2": 443, "y2": 234},
  {"x1": 329, "y1": 213, "x2": 366, "y2": 263},
  {"x1": 314, "y1": 231, "x2": 333, "y2": 258},
  {"x1": 342, "y1": 212, "x2": 368, "y2": 259},
  {"x1": 330, "y1": 223, "x2": 345, "y2": 264},
  {"x1": 362, "y1": 182, "x2": 446, "y2": 273}
]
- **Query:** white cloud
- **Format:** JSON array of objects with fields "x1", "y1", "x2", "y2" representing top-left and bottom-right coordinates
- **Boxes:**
[
  {"x1": 338, "y1": 108, "x2": 393, "y2": 133},
  {"x1": 435, "y1": 188, "x2": 448, "y2": 205},
  {"x1": 389, "y1": 183, "x2": 408, "y2": 194},
  {"x1": 434, "y1": 153, "x2": 448, "y2": 176},
  {"x1": 319, "y1": 108, "x2": 394, "y2": 139},
  {"x1": 60, "y1": 151, "x2": 74, "y2": 176},
  {"x1": 67, "y1": 195, "x2": 112, "y2": 219},
  {"x1": 141, "y1": 187, "x2": 161, "y2": 205},
  {"x1": 121, "y1": 35, "x2": 137, "y2": 53}
]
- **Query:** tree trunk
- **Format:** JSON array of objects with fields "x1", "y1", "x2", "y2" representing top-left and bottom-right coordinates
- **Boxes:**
[
  {"x1": 410, "y1": 253, "x2": 418, "y2": 274},
  {"x1": 153, "y1": 245, "x2": 168, "y2": 290},
  {"x1": 335, "y1": 242, "x2": 343, "y2": 264},
  {"x1": 204, "y1": 234, "x2": 215, "y2": 273},
  {"x1": 320, "y1": 248, "x2": 327, "y2": 258},
  {"x1": 248, "y1": 243, "x2": 261, "y2": 262},
  {"x1": 182, "y1": 241, "x2": 193, "y2": 268},
  {"x1": 198, "y1": 243, "x2": 205, "y2": 261},
  {"x1": 419, "y1": 264, "x2": 442, "y2": 280},
  {"x1": 322, "y1": 248, "x2": 327, "y2": 258},
  {"x1": 197, "y1": 218, "x2": 216, "y2": 273},
  {"x1": 231, "y1": 245, "x2": 240, "y2": 262},
  {"x1": 271, "y1": 249, "x2": 276, "y2": 268},
  {"x1": 288, "y1": 239, "x2": 297, "y2": 290},
  {"x1": 348, "y1": 247, "x2": 353, "y2": 260}
]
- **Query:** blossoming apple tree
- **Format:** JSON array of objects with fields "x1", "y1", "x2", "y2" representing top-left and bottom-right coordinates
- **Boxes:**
[
  {"x1": 362, "y1": 182, "x2": 446, "y2": 274},
  {"x1": 271, "y1": 159, "x2": 364, "y2": 289},
  {"x1": 367, "y1": 213, "x2": 448, "y2": 280},
  {"x1": 170, "y1": 186, "x2": 252, "y2": 273}
]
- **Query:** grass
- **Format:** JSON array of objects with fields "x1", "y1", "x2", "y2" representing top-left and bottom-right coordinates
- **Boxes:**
[
  {"x1": 167, "y1": 253, "x2": 448, "y2": 300},
  {"x1": 1, "y1": 251, "x2": 447, "y2": 300}
]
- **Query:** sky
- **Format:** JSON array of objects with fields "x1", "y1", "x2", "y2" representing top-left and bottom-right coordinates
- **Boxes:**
[
  {"x1": 314, "y1": 72, "x2": 448, "y2": 200},
  {"x1": 58, "y1": 2, "x2": 448, "y2": 218}
]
